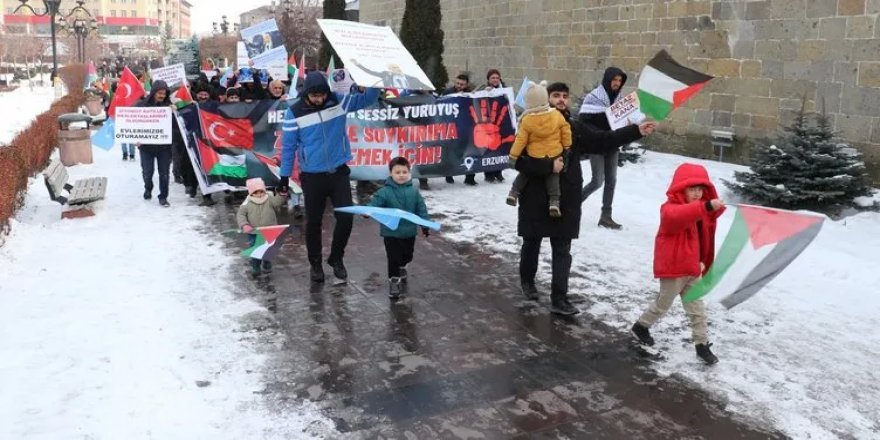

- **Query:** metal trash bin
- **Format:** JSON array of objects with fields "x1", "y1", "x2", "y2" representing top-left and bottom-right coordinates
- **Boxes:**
[{"x1": 58, "y1": 113, "x2": 94, "y2": 166}]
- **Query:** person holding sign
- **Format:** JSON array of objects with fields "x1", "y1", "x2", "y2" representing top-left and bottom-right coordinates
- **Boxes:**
[
  {"x1": 578, "y1": 67, "x2": 628, "y2": 229},
  {"x1": 278, "y1": 72, "x2": 381, "y2": 285},
  {"x1": 135, "y1": 80, "x2": 179, "y2": 208}
]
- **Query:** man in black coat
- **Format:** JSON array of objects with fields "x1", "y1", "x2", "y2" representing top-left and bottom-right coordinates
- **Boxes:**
[{"x1": 514, "y1": 82, "x2": 655, "y2": 315}]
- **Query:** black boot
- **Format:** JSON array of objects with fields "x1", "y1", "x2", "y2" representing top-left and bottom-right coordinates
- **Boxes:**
[
  {"x1": 388, "y1": 277, "x2": 403, "y2": 299},
  {"x1": 464, "y1": 175, "x2": 477, "y2": 186},
  {"x1": 143, "y1": 189, "x2": 152, "y2": 200},
  {"x1": 520, "y1": 281, "x2": 539, "y2": 301},
  {"x1": 696, "y1": 343, "x2": 719, "y2": 365},
  {"x1": 123, "y1": 153, "x2": 128, "y2": 161},
  {"x1": 310, "y1": 263, "x2": 325, "y2": 283},
  {"x1": 328, "y1": 259, "x2": 348, "y2": 284},
  {"x1": 250, "y1": 259, "x2": 262, "y2": 278},
  {"x1": 418, "y1": 179, "x2": 429, "y2": 190},
  {"x1": 550, "y1": 295, "x2": 579, "y2": 315},
  {"x1": 445, "y1": 176, "x2": 454, "y2": 184},
  {"x1": 631, "y1": 322, "x2": 655, "y2": 346},
  {"x1": 598, "y1": 208, "x2": 622, "y2": 230}
]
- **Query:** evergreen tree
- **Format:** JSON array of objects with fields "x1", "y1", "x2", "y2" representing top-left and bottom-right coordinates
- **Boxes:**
[
  {"x1": 319, "y1": 0, "x2": 346, "y2": 69},
  {"x1": 725, "y1": 103, "x2": 872, "y2": 212},
  {"x1": 399, "y1": 0, "x2": 448, "y2": 89}
]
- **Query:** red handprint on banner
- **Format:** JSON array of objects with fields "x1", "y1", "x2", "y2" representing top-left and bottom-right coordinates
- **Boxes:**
[{"x1": 470, "y1": 99, "x2": 515, "y2": 151}]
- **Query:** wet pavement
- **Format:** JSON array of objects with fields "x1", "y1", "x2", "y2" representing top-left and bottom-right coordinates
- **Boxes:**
[{"x1": 210, "y1": 190, "x2": 785, "y2": 439}]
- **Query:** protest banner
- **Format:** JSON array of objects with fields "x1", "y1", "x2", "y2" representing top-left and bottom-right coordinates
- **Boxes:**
[
  {"x1": 150, "y1": 63, "x2": 188, "y2": 89},
  {"x1": 346, "y1": 88, "x2": 516, "y2": 180},
  {"x1": 240, "y1": 19, "x2": 284, "y2": 59},
  {"x1": 182, "y1": 88, "x2": 516, "y2": 193},
  {"x1": 331, "y1": 68, "x2": 355, "y2": 94},
  {"x1": 317, "y1": 19, "x2": 435, "y2": 91},
  {"x1": 114, "y1": 107, "x2": 173, "y2": 144},
  {"x1": 605, "y1": 91, "x2": 646, "y2": 130}
]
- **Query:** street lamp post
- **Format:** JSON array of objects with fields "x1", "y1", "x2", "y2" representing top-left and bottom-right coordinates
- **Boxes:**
[
  {"x1": 59, "y1": 13, "x2": 99, "y2": 64},
  {"x1": 13, "y1": 0, "x2": 62, "y2": 81}
]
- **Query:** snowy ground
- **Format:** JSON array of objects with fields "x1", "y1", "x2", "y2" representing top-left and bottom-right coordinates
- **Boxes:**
[
  {"x1": 423, "y1": 153, "x2": 880, "y2": 439},
  {"x1": 0, "y1": 84, "x2": 57, "y2": 144},
  {"x1": 0, "y1": 94, "x2": 337, "y2": 438}
]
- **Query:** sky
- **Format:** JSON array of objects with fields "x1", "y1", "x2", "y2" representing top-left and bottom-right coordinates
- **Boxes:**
[{"x1": 189, "y1": 0, "x2": 258, "y2": 35}]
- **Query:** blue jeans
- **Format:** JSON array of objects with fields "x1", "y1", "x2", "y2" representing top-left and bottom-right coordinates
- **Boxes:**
[
  {"x1": 139, "y1": 145, "x2": 172, "y2": 200},
  {"x1": 121, "y1": 143, "x2": 135, "y2": 157}
]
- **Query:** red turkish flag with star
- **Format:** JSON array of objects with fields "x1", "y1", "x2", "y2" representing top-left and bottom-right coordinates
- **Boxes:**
[
  {"x1": 108, "y1": 67, "x2": 144, "y2": 118},
  {"x1": 199, "y1": 110, "x2": 256, "y2": 149}
]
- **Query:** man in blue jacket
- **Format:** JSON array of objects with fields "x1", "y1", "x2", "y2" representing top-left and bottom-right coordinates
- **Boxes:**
[{"x1": 278, "y1": 71, "x2": 380, "y2": 284}]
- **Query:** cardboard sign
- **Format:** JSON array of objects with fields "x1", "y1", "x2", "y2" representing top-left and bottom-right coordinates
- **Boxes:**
[
  {"x1": 240, "y1": 19, "x2": 284, "y2": 59},
  {"x1": 150, "y1": 63, "x2": 187, "y2": 89},
  {"x1": 330, "y1": 68, "x2": 355, "y2": 94},
  {"x1": 605, "y1": 91, "x2": 646, "y2": 130},
  {"x1": 317, "y1": 19, "x2": 435, "y2": 90},
  {"x1": 236, "y1": 42, "x2": 250, "y2": 69},
  {"x1": 115, "y1": 107, "x2": 173, "y2": 144}
]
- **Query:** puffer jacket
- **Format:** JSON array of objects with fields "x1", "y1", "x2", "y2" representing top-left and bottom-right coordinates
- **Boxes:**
[
  {"x1": 280, "y1": 72, "x2": 380, "y2": 174},
  {"x1": 367, "y1": 177, "x2": 429, "y2": 238},
  {"x1": 236, "y1": 194, "x2": 286, "y2": 228},
  {"x1": 653, "y1": 163, "x2": 726, "y2": 279},
  {"x1": 509, "y1": 109, "x2": 572, "y2": 159}
]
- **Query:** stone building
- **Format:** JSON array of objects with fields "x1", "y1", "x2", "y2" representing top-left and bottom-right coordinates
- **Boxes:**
[{"x1": 360, "y1": 0, "x2": 880, "y2": 181}]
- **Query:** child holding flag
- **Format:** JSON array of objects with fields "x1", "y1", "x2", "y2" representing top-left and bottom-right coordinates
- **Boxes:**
[
  {"x1": 366, "y1": 157, "x2": 431, "y2": 300},
  {"x1": 237, "y1": 178, "x2": 289, "y2": 277},
  {"x1": 631, "y1": 163, "x2": 726, "y2": 365}
]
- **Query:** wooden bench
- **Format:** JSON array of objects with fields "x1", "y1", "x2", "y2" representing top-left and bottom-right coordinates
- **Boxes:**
[{"x1": 42, "y1": 159, "x2": 108, "y2": 219}]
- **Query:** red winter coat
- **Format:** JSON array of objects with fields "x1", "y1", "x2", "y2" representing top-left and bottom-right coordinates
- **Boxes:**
[{"x1": 653, "y1": 163, "x2": 726, "y2": 279}]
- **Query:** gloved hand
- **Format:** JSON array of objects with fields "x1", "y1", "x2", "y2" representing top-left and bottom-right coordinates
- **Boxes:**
[
  {"x1": 422, "y1": 227, "x2": 430, "y2": 237},
  {"x1": 242, "y1": 224, "x2": 254, "y2": 233},
  {"x1": 277, "y1": 176, "x2": 289, "y2": 195}
]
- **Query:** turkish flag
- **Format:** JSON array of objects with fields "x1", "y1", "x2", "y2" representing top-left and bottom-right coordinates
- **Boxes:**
[
  {"x1": 199, "y1": 109, "x2": 255, "y2": 149},
  {"x1": 108, "y1": 67, "x2": 144, "y2": 118}
]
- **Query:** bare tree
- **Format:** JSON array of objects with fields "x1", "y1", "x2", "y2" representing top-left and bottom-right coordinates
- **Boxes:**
[
  {"x1": 198, "y1": 35, "x2": 238, "y2": 68},
  {"x1": 274, "y1": 0, "x2": 322, "y2": 69}
]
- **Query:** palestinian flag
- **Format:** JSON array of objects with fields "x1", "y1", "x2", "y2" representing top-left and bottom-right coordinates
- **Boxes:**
[
  {"x1": 197, "y1": 138, "x2": 248, "y2": 178},
  {"x1": 297, "y1": 53, "x2": 306, "y2": 80},
  {"x1": 85, "y1": 60, "x2": 98, "y2": 89},
  {"x1": 172, "y1": 84, "x2": 194, "y2": 109},
  {"x1": 242, "y1": 225, "x2": 290, "y2": 261},
  {"x1": 142, "y1": 69, "x2": 152, "y2": 92},
  {"x1": 637, "y1": 50, "x2": 713, "y2": 121},
  {"x1": 682, "y1": 204, "x2": 824, "y2": 309},
  {"x1": 287, "y1": 53, "x2": 298, "y2": 78},
  {"x1": 326, "y1": 56, "x2": 336, "y2": 85}
]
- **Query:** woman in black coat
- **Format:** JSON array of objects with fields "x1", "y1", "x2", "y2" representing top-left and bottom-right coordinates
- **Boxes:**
[{"x1": 514, "y1": 82, "x2": 654, "y2": 315}]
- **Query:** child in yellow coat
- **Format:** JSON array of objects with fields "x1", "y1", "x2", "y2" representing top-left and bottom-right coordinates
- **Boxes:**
[{"x1": 506, "y1": 82, "x2": 573, "y2": 217}]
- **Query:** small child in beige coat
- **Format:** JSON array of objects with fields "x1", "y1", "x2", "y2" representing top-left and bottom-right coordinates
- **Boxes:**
[{"x1": 237, "y1": 177, "x2": 288, "y2": 276}]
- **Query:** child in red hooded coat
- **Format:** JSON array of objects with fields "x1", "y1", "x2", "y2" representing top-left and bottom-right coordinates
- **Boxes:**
[{"x1": 631, "y1": 163, "x2": 726, "y2": 365}]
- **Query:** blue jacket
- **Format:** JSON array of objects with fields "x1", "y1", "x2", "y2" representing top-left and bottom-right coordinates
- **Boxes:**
[
  {"x1": 367, "y1": 177, "x2": 430, "y2": 238},
  {"x1": 280, "y1": 72, "x2": 380, "y2": 175}
]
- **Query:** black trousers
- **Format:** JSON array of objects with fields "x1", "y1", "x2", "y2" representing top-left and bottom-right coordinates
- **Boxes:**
[
  {"x1": 519, "y1": 237, "x2": 572, "y2": 300},
  {"x1": 139, "y1": 145, "x2": 172, "y2": 200},
  {"x1": 300, "y1": 166, "x2": 354, "y2": 266},
  {"x1": 384, "y1": 237, "x2": 415, "y2": 278}
]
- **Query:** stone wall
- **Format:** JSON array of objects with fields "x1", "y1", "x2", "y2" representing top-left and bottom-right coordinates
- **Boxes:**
[{"x1": 361, "y1": 0, "x2": 880, "y2": 182}]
